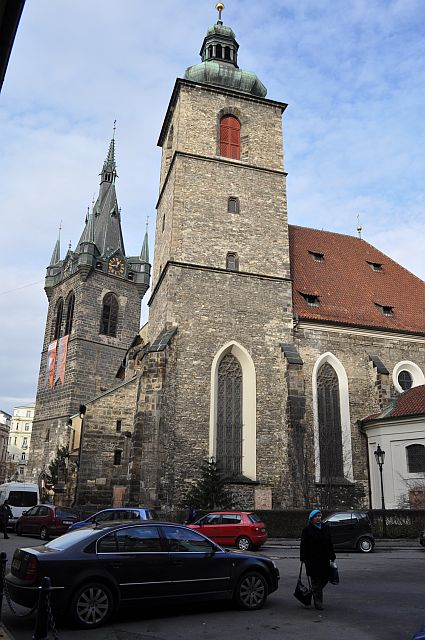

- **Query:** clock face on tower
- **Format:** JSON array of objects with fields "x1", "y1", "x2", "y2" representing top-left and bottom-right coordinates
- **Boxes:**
[{"x1": 108, "y1": 256, "x2": 125, "y2": 276}]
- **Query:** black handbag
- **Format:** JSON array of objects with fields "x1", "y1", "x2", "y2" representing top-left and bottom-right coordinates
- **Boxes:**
[
  {"x1": 294, "y1": 562, "x2": 312, "y2": 606},
  {"x1": 329, "y1": 561, "x2": 339, "y2": 585}
]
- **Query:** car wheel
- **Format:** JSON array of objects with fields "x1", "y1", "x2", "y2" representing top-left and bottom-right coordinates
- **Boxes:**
[
  {"x1": 357, "y1": 536, "x2": 374, "y2": 553},
  {"x1": 236, "y1": 536, "x2": 252, "y2": 551},
  {"x1": 15, "y1": 524, "x2": 22, "y2": 536},
  {"x1": 40, "y1": 526, "x2": 49, "y2": 541},
  {"x1": 70, "y1": 582, "x2": 114, "y2": 629},
  {"x1": 234, "y1": 571, "x2": 268, "y2": 610}
]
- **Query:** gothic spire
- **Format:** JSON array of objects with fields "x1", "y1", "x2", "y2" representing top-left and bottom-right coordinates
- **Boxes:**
[
  {"x1": 100, "y1": 120, "x2": 117, "y2": 184},
  {"x1": 49, "y1": 225, "x2": 61, "y2": 266},
  {"x1": 140, "y1": 219, "x2": 149, "y2": 263},
  {"x1": 80, "y1": 207, "x2": 95, "y2": 245}
]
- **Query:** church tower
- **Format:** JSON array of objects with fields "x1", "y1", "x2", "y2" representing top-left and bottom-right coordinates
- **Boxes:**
[
  {"x1": 130, "y1": 5, "x2": 294, "y2": 510},
  {"x1": 28, "y1": 133, "x2": 151, "y2": 485}
]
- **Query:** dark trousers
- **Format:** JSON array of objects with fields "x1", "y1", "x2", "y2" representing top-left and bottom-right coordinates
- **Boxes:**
[
  {"x1": 0, "y1": 520, "x2": 9, "y2": 538},
  {"x1": 310, "y1": 576, "x2": 328, "y2": 608}
]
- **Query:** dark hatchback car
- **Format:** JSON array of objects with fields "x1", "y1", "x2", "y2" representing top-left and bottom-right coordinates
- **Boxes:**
[
  {"x1": 15, "y1": 505, "x2": 79, "y2": 540},
  {"x1": 6, "y1": 522, "x2": 279, "y2": 629},
  {"x1": 69, "y1": 507, "x2": 159, "y2": 531},
  {"x1": 323, "y1": 511, "x2": 375, "y2": 552}
]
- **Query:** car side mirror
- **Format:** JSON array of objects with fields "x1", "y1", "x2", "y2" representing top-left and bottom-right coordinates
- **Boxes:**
[{"x1": 22, "y1": 511, "x2": 27, "y2": 516}]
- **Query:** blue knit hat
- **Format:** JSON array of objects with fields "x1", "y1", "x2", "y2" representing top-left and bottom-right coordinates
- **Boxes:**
[{"x1": 308, "y1": 509, "x2": 321, "y2": 520}]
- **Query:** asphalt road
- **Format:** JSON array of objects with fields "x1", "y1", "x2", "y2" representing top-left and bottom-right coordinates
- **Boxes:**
[{"x1": 1, "y1": 534, "x2": 424, "y2": 640}]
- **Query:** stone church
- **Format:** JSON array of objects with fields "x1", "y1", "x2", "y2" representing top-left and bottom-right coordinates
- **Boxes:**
[{"x1": 28, "y1": 8, "x2": 425, "y2": 513}]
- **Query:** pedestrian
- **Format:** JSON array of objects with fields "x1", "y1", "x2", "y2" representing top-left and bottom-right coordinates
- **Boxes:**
[
  {"x1": 300, "y1": 508, "x2": 336, "y2": 611},
  {"x1": 0, "y1": 499, "x2": 13, "y2": 539}
]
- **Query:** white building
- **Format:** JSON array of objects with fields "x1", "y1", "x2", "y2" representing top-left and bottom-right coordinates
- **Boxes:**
[
  {"x1": 362, "y1": 386, "x2": 425, "y2": 509},
  {"x1": 7, "y1": 403, "x2": 35, "y2": 480},
  {"x1": 0, "y1": 410, "x2": 11, "y2": 482}
]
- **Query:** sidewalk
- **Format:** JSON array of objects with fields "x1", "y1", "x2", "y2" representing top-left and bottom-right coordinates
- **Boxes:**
[{"x1": 265, "y1": 537, "x2": 419, "y2": 549}]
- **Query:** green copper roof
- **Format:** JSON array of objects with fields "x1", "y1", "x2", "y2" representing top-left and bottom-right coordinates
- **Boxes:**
[
  {"x1": 207, "y1": 23, "x2": 235, "y2": 39},
  {"x1": 185, "y1": 61, "x2": 267, "y2": 97},
  {"x1": 185, "y1": 18, "x2": 267, "y2": 98}
]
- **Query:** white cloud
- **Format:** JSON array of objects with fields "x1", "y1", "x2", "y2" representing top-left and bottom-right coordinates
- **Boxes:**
[{"x1": 0, "y1": 0, "x2": 424, "y2": 413}]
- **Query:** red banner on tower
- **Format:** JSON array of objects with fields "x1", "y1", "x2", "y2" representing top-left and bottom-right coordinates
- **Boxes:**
[
  {"x1": 45, "y1": 340, "x2": 57, "y2": 388},
  {"x1": 55, "y1": 335, "x2": 69, "y2": 385}
]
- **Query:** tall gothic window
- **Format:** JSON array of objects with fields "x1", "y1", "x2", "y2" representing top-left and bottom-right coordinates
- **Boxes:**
[
  {"x1": 406, "y1": 444, "x2": 425, "y2": 473},
  {"x1": 317, "y1": 362, "x2": 344, "y2": 481},
  {"x1": 220, "y1": 115, "x2": 241, "y2": 160},
  {"x1": 216, "y1": 353, "x2": 242, "y2": 477},
  {"x1": 52, "y1": 298, "x2": 64, "y2": 340},
  {"x1": 100, "y1": 293, "x2": 118, "y2": 337},
  {"x1": 64, "y1": 292, "x2": 75, "y2": 335}
]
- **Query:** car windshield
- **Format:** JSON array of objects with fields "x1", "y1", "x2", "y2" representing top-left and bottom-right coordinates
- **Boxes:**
[
  {"x1": 248, "y1": 513, "x2": 261, "y2": 523},
  {"x1": 44, "y1": 528, "x2": 96, "y2": 550}
]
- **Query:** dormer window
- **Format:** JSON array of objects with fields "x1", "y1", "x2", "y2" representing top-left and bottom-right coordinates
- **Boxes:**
[
  {"x1": 300, "y1": 292, "x2": 320, "y2": 307},
  {"x1": 368, "y1": 261, "x2": 383, "y2": 272},
  {"x1": 308, "y1": 251, "x2": 324, "y2": 262},
  {"x1": 375, "y1": 303, "x2": 394, "y2": 317}
]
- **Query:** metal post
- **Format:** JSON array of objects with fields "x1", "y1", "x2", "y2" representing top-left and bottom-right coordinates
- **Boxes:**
[
  {"x1": 0, "y1": 552, "x2": 6, "y2": 624},
  {"x1": 32, "y1": 576, "x2": 51, "y2": 640},
  {"x1": 379, "y1": 463, "x2": 387, "y2": 537}
]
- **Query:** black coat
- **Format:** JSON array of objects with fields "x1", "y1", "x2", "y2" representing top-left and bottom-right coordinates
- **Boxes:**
[
  {"x1": 300, "y1": 522, "x2": 336, "y2": 578},
  {"x1": 0, "y1": 503, "x2": 12, "y2": 525}
]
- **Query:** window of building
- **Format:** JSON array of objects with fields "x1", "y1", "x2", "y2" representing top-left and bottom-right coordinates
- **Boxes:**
[
  {"x1": 53, "y1": 298, "x2": 64, "y2": 340},
  {"x1": 224, "y1": 46, "x2": 231, "y2": 60},
  {"x1": 228, "y1": 197, "x2": 240, "y2": 214},
  {"x1": 216, "y1": 43, "x2": 222, "y2": 58},
  {"x1": 226, "y1": 252, "x2": 239, "y2": 272},
  {"x1": 64, "y1": 292, "x2": 75, "y2": 335},
  {"x1": 114, "y1": 449, "x2": 122, "y2": 466},
  {"x1": 25, "y1": 423, "x2": 30, "y2": 430},
  {"x1": 116, "y1": 420, "x2": 122, "y2": 433},
  {"x1": 162, "y1": 213, "x2": 165, "y2": 232},
  {"x1": 375, "y1": 303, "x2": 394, "y2": 317},
  {"x1": 406, "y1": 444, "x2": 425, "y2": 473},
  {"x1": 367, "y1": 261, "x2": 383, "y2": 272},
  {"x1": 95, "y1": 261, "x2": 103, "y2": 270},
  {"x1": 300, "y1": 292, "x2": 320, "y2": 306},
  {"x1": 308, "y1": 251, "x2": 324, "y2": 262},
  {"x1": 21, "y1": 452, "x2": 26, "y2": 460},
  {"x1": 398, "y1": 370, "x2": 413, "y2": 391},
  {"x1": 220, "y1": 115, "x2": 241, "y2": 160},
  {"x1": 216, "y1": 353, "x2": 242, "y2": 477},
  {"x1": 26, "y1": 410, "x2": 31, "y2": 417},
  {"x1": 317, "y1": 362, "x2": 344, "y2": 481},
  {"x1": 23, "y1": 438, "x2": 27, "y2": 447},
  {"x1": 14, "y1": 437, "x2": 17, "y2": 445},
  {"x1": 100, "y1": 293, "x2": 119, "y2": 337},
  {"x1": 19, "y1": 467, "x2": 24, "y2": 475}
]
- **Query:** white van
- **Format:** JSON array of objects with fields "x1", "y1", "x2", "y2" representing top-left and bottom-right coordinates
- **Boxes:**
[{"x1": 0, "y1": 482, "x2": 40, "y2": 529}]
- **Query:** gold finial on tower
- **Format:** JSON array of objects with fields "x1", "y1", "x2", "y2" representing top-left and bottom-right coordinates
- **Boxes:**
[
  {"x1": 357, "y1": 214, "x2": 362, "y2": 239},
  {"x1": 216, "y1": 2, "x2": 225, "y2": 22}
]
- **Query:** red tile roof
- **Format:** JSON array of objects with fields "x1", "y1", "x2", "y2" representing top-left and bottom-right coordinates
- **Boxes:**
[
  {"x1": 363, "y1": 385, "x2": 425, "y2": 422},
  {"x1": 289, "y1": 225, "x2": 425, "y2": 335}
]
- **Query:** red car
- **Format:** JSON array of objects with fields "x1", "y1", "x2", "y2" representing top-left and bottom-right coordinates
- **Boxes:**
[
  {"x1": 16, "y1": 504, "x2": 79, "y2": 540},
  {"x1": 188, "y1": 511, "x2": 268, "y2": 550}
]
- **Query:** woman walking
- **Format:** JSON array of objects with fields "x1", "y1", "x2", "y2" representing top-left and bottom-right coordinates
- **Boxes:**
[{"x1": 300, "y1": 509, "x2": 336, "y2": 610}]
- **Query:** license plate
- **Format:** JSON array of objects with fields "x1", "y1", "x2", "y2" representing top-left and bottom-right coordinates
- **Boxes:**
[
  {"x1": 63, "y1": 521, "x2": 73, "y2": 525},
  {"x1": 12, "y1": 559, "x2": 21, "y2": 572}
]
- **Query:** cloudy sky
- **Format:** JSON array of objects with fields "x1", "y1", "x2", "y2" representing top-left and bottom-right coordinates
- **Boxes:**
[{"x1": 1, "y1": 0, "x2": 424, "y2": 415}]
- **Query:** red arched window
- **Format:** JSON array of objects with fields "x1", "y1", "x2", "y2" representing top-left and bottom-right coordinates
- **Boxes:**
[{"x1": 220, "y1": 116, "x2": 240, "y2": 160}]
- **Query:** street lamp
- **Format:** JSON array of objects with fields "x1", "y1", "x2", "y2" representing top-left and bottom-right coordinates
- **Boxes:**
[{"x1": 374, "y1": 444, "x2": 387, "y2": 537}]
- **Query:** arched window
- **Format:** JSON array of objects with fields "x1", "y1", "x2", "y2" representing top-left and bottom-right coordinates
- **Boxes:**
[
  {"x1": 100, "y1": 293, "x2": 119, "y2": 337},
  {"x1": 224, "y1": 46, "x2": 231, "y2": 60},
  {"x1": 220, "y1": 116, "x2": 241, "y2": 160},
  {"x1": 216, "y1": 353, "x2": 242, "y2": 477},
  {"x1": 52, "y1": 298, "x2": 64, "y2": 340},
  {"x1": 317, "y1": 362, "x2": 344, "y2": 481},
  {"x1": 64, "y1": 292, "x2": 75, "y2": 335},
  {"x1": 226, "y1": 252, "x2": 238, "y2": 271},
  {"x1": 406, "y1": 444, "x2": 425, "y2": 473},
  {"x1": 216, "y1": 44, "x2": 222, "y2": 58},
  {"x1": 208, "y1": 45, "x2": 213, "y2": 58}
]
